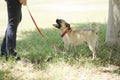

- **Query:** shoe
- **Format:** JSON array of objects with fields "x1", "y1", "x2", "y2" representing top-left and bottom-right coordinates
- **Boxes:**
[
  {"x1": 5, "y1": 51, "x2": 21, "y2": 61},
  {"x1": 12, "y1": 52, "x2": 17, "y2": 57},
  {"x1": 11, "y1": 52, "x2": 21, "y2": 61},
  {"x1": 15, "y1": 56, "x2": 21, "y2": 61}
]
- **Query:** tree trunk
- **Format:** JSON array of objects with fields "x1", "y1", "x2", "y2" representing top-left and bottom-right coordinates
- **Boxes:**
[
  {"x1": 106, "y1": 0, "x2": 120, "y2": 66},
  {"x1": 106, "y1": 0, "x2": 120, "y2": 47}
]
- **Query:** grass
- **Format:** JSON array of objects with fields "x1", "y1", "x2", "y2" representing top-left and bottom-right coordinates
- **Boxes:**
[
  {"x1": 22, "y1": 23, "x2": 107, "y2": 64},
  {"x1": 0, "y1": 0, "x2": 120, "y2": 80},
  {"x1": 0, "y1": 23, "x2": 120, "y2": 80}
]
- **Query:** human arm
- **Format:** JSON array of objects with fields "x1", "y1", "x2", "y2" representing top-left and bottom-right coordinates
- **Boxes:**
[{"x1": 19, "y1": 0, "x2": 27, "y2": 5}]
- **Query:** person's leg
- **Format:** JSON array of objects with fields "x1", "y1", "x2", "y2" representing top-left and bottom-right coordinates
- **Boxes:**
[
  {"x1": 1, "y1": 0, "x2": 22, "y2": 60},
  {"x1": 0, "y1": 31, "x2": 7, "y2": 56}
]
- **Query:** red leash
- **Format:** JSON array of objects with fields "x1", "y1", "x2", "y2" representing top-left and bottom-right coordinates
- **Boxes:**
[
  {"x1": 26, "y1": 5, "x2": 44, "y2": 37},
  {"x1": 26, "y1": 5, "x2": 64, "y2": 52}
]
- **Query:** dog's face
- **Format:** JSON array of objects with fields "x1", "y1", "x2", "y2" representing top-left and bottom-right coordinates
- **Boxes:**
[{"x1": 53, "y1": 19, "x2": 71, "y2": 30}]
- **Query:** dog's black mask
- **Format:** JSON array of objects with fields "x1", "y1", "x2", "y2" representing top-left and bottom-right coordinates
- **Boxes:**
[
  {"x1": 55, "y1": 19, "x2": 71, "y2": 30},
  {"x1": 56, "y1": 19, "x2": 62, "y2": 29}
]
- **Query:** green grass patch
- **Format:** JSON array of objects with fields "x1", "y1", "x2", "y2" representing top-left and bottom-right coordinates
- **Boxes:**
[
  {"x1": 15, "y1": 23, "x2": 108, "y2": 66},
  {"x1": 0, "y1": 21, "x2": 120, "y2": 80},
  {"x1": 1, "y1": 23, "x2": 109, "y2": 66}
]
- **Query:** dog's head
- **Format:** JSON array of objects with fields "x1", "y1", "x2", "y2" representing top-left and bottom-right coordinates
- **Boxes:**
[{"x1": 53, "y1": 19, "x2": 71, "y2": 30}]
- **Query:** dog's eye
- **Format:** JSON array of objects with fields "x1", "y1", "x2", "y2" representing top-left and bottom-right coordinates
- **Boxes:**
[
  {"x1": 56, "y1": 19, "x2": 60, "y2": 23},
  {"x1": 57, "y1": 20, "x2": 62, "y2": 24},
  {"x1": 59, "y1": 21, "x2": 62, "y2": 23}
]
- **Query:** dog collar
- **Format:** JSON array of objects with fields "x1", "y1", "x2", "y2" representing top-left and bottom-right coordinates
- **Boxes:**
[{"x1": 61, "y1": 28, "x2": 70, "y2": 37}]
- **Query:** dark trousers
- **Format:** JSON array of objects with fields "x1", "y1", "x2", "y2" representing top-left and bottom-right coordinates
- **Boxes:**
[{"x1": 1, "y1": 0, "x2": 22, "y2": 57}]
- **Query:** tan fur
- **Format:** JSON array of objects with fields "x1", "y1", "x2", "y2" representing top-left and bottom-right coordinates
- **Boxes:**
[{"x1": 53, "y1": 19, "x2": 99, "y2": 60}]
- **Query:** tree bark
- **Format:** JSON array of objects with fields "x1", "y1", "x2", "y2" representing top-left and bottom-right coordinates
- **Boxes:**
[{"x1": 106, "y1": 0, "x2": 120, "y2": 47}]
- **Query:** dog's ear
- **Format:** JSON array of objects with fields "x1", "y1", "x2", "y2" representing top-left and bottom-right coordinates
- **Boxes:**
[{"x1": 65, "y1": 23, "x2": 71, "y2": 29}]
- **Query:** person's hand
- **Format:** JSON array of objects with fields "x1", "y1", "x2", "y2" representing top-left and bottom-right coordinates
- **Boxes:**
[{"x1": 19, "y1": 0, "x2": 27, "y2": 6}]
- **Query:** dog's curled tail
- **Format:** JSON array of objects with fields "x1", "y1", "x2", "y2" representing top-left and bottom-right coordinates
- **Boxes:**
[{"x1": 91, "y1": 22, "x2": 99, "y2": 33}]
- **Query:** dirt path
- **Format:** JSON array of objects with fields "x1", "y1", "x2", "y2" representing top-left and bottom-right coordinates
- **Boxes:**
[{"x1": 0, "y1": 60, "x2": 119, "y2": 80}]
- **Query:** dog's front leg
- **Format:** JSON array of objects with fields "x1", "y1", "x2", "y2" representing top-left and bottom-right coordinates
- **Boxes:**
[
  {"x1": 88, "y1": 45, "x2": 96, "y2": 60},
  {"x1": 73, "y1": 46, "x2": 77, "y2": 52},
  {"x1": 64, "y1": 44, "x2": 70, "y2": 52},
  {"x1": 70, "y1": 45, "x2": 77, "y2": 53}
]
